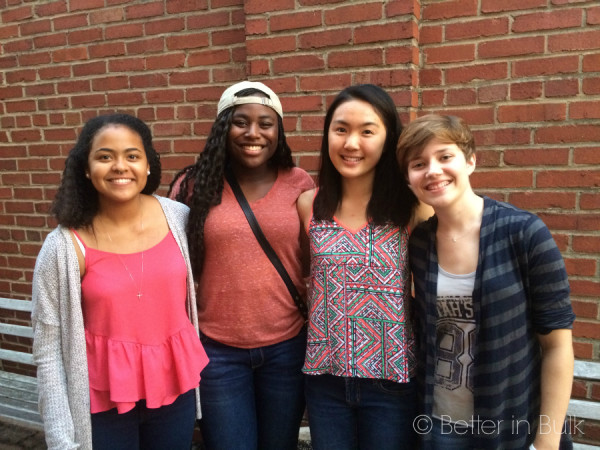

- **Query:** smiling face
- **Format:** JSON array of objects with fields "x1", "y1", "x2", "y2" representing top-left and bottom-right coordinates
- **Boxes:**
[
  {"x1": 327, "y1": 99, "x2": 387, "y2": 183},
  {"x1": 227, "y1": 101, "x2": 279, "y2": 174},
  {"x1": 406, "y1": 138, "x2": 476, "y2": 210},
  {"x1": 86, "y1": 124, "x2": 149, "y2": 206}
]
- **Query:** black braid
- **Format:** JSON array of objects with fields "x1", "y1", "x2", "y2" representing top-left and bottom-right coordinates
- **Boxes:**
[{"x1": 168, "y1": 110, "x2": 233, "y2": 277}]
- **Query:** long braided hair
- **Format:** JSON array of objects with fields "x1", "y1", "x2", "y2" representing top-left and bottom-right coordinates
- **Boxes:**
[{"x1": 168, "y1": 88, "x2": 294, "y2": 277}]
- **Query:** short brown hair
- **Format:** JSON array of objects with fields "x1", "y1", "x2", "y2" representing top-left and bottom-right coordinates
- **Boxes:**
[{"x1": 396, "y1": 114, "x2": 475, "y2": 175}]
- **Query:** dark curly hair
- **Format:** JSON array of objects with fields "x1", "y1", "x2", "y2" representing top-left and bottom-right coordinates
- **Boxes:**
[
  {"x1": 51, "y1": 113, "x2": 161, "y2": 228},
  {"x1": 313, "y1": 84, "x2": 417, "y2": 227},
  {"x1": 168, "y1": 87, "x2": 294, "y2": 277}
]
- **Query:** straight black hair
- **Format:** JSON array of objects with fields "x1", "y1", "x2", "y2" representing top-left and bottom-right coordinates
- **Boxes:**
[{"x1": 313, "y1": 84, "x2": 417, "y2": 227}]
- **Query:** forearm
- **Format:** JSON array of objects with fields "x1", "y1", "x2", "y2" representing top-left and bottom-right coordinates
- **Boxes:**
[
  {"x1": 533, "y1": 329, "x2": 574, "y2": 450},
  {"x1": 33, "y1": 321, "x2": 78, "y2": 449}
]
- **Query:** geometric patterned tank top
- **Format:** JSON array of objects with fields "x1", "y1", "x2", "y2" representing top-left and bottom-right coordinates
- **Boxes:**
[{"x1": 302, "y1": 216, "x2": 416, "y2": 382}]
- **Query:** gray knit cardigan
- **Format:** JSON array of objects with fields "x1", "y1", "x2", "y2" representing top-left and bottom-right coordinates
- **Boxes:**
[{"x1": 32, "y1": 196, "x2": 201, "y2": 450}]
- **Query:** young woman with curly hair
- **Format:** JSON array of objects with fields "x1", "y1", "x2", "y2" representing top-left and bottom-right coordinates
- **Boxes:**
[
  {"x1": 169, "y1": 81, "x2": 314, "y2": 450},
  {"x1": 32, "y1": 113, "x2": 208, "y2": 450}
]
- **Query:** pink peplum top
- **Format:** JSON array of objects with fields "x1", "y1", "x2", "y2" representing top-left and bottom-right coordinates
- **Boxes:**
[{"x1": 73, "y1": 230, "x2": 209, "y2": 414}]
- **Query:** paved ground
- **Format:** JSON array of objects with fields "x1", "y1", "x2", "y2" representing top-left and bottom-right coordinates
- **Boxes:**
[
  {"x1": 0, "y1": 422, "x2": 204, "y2": 450},
  {"x1": 0, "y1": 421, "x2": 45, "y2": 450},
  {"x1": 0, "y1": 420, "x2": 312, "y2": 449}
]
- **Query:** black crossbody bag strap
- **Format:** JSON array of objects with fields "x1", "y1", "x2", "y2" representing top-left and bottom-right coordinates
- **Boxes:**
[{"x1": 225, "y1": 170, "x2": 308, "y2": 320}]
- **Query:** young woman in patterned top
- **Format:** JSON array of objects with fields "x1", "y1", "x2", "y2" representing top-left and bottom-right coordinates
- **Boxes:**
[{"x1": 297, "y1": 84, "x2": 431, "y2": 450}]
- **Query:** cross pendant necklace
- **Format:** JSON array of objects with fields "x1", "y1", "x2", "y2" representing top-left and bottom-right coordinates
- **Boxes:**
[
  {"x1": 103, "y1": 208, "x2": 145, "y2": 300},
  {"x1": 120, "y1": 251, "x2": 144, "y2": 300},
  {"x1": 112, "y1": 239, "x2": 144, "y2": 300}
]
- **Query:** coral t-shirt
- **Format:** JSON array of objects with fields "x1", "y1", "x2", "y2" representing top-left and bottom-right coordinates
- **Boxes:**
[{"x1": 198, "y1": 167, "x2": 314, "y2": 348}]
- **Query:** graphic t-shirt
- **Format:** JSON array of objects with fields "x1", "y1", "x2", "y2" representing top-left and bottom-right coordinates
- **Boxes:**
[{"x1": 432, "y1": 265, "x2": 476, "y2": 423}]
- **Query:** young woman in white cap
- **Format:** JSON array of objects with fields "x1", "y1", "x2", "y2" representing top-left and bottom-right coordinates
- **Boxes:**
[{"x1": 169, "y1": 81, "x2": 313, "y2": 450}]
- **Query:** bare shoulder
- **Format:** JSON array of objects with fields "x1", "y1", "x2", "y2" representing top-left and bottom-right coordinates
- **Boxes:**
[
  {"x1": 69, "y1": 229, "x2": 87, "y2": 277},
  {"x1": 410, "y1": 202, "x2": 434, "y2": 232},
  {"x1": 143, "y1": 195, "x2": 171, "y2": 238}
]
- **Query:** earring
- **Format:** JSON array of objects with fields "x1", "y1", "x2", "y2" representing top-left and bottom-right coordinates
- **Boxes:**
[
  {"x1": 85, "y1": 173, "x2": 90, "y2": 179},
  {"x1": 147, "y1": 170, "x2": 151, "y2": 175}
]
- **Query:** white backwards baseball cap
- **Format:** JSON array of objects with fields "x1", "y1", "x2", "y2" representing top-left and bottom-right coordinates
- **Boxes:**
[{"x1": 217, "y1": 81, "x2": 283, "y2": 118}]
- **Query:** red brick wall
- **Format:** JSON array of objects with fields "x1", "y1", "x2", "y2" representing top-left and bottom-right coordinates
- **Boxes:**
[{"x1": 1, "y1": 0, "x2": 598, "y2": 441}]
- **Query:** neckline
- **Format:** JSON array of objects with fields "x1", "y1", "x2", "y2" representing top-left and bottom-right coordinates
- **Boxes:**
[
  {"x1": 228, "y1": 169, "x2": 280, "y2": 205},
  {"x1": 332, "y1": 215, "x2": 370, "y2": 234},
  {"x1": 438, "y1": 264, "x2": 476, "y2": 278},
  {"x1": 86, "y1": 230, "x2": 171, "y2": 256}
]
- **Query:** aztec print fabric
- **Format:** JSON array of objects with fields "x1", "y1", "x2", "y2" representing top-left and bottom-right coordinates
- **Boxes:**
[{"x1": 303, "y1": 217, "x2": 416, "y2": 382}]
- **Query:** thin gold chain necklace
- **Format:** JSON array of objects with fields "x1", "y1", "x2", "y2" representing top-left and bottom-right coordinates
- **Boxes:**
[
  {"x1": 102, "y1": 211, "x2": 145, "y2": 300},
  {"x1": 437, "y1": 220, "x2": 479, "y2": 243}
]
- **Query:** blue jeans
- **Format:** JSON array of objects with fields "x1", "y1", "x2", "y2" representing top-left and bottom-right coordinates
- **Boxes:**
[
  {"x1": 305, "y1": 374, "x2": 417, "y2": 450},
  {"x1": 429, "y1": 417, "x2": 573, "y2": 449},
  {"x1": 430, "y1": 417, "x2": 473, "y2": 449},
  {"x1": 198, "y1": 329, "x2": 306, "y2": 450},
  {"x1": 90, "y1": 389, "x2": 196, "y2": 450}
]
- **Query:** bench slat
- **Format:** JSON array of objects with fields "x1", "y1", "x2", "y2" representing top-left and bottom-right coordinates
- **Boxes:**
[
  {"x1": 568, "y1": 398, "x2": 600, "y2": 421},
  {"x1": 0, "y1": 348, "x2": 34, "y2": 365},
  {"x1": 0, "y1": 404, "x2": 43, "y2": 430},
  {"x1": 573, "y1": 444, "x2": 600, "y2": 450},
  {"x1": 0, "y1": 298, "x2": 32, "y2": 312},
  {"x1": 0, "y1": 390, "x2": 38, "y2": 408},
  {"x1": 0, "y1": 298, "x2": 42, "y2": 431},
  {"x1": 573, "y1": 360, "x2": 600, "y2": 381},
  {"x1": 570, "y1": 358, "x2": 600, "y2": 450},
  {"x1": 0, "y1": 371, "x2": 38, "y2": 390},
  {"x1": 0, "y1": 370, "x2": 42, "y2": 429},
  {"x1": 0, "y1": 377, "x2": 39, "y2": 404},
  {"x1": 0, "y1": 322, "x2": 33, "y2": 338}
]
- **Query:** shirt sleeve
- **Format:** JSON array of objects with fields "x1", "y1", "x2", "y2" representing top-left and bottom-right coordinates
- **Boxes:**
[
  {"x1": 524, "y1": 216, "x2": 575, "y2": 333},
  {"x1": 32, "y1": 232, "x2": 79, "y2": 449}
]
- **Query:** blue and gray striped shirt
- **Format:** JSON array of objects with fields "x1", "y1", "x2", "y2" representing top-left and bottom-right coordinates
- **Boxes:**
[{"x1": 410, "y1": 196, "x2": 575, "y2": 449}]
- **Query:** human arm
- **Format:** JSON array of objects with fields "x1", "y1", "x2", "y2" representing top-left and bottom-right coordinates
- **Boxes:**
[
  {"x1": 167, "y1": 166, "x2": 194, "y2": 203},
  {"x1": 296, "y1": 188, "x2": 315, "y2": 278},
  {"x1": 31, "y1": 234, "x2": 80, "y2": 449},
  {"x1": 522, "y1": 215, "x2": 574, "y2": 449},
  {"x1": 167, "y1": 172, "x2": 183, "y2": 200},
  {"x1": 33, "y1": 323, "x2": 79, "y2": 449},
  {"x1": 532, "y1": 329, "x2": 573, "y2": 450}
]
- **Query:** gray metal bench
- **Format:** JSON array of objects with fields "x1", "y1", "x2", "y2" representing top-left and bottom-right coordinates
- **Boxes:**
[
  {"x1": 570, "y1": 359, "x2": 600, "y2": 450},
  {"x1": 0, "y1": 297, "x2": 42, "y2": 430}
]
